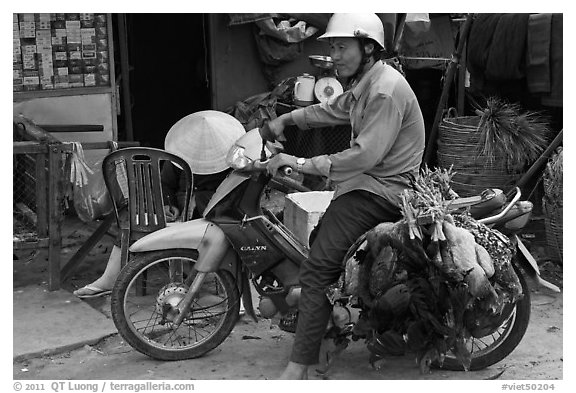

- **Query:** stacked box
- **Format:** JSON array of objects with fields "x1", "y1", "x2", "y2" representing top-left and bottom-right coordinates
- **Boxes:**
[
  {"x1": 13, "y1": 15, "x2": 23, "y2": 91},
  {"x1": 94, "y1": 14, "x2": 110, "y2": 86},
  {"x1": 66, "y1": 14, "x2": 82, "y2": 88},
  {"x1": 81, "y1": 20, "x2": 97, "y2": 86},
  {"x1": 36, "y1": 18, "x2": 53, "y2": 89}
]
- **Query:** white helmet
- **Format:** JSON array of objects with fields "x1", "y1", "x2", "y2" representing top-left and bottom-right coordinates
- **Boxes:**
[
  {"x1": 164, "y1": 110, "x2": 245, "y2": 175},
  {"x1": 318, "y1": 13, "x2": 385, "y2": 50}
]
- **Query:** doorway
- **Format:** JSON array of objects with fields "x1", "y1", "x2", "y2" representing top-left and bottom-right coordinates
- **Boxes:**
[{"x1": 122, "y1": 13, "x2": 211, "y2": 148}]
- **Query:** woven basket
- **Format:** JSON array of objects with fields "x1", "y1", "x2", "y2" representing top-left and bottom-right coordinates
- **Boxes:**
[
  {"x1": 543, "y1": 199, "x2": 563, "y2": 264},
  {"x1": 542, "y1": 153, "x2": 563, "y2": 264},
  {"x1": 437, "y1": 116, "x2": 522, "y2": 197}
]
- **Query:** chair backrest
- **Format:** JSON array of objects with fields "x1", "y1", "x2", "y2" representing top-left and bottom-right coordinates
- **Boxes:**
[{"x1": 102, "y1": 147, "x2": 193, "y2": 236}]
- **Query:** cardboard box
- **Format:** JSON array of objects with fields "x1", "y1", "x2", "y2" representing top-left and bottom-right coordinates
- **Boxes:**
[{"x1": 283, "y1": 191, "x2": 334, "y2": 247}]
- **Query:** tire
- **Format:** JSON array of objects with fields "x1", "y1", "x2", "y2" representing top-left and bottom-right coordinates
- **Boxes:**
[
  {"x1": 440, "y1": 263, "x2": 531, "y2": 371},
  {"x1": 111, "y1": 249, "x2": 240, "y2": 361}
]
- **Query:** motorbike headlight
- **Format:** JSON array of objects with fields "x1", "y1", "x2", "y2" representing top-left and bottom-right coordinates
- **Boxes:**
[{"x1": 226, "y1": 144, "x2": 252, "y2": 170}]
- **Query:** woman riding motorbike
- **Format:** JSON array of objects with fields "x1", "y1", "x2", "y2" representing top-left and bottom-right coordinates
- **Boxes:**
[{"x1": 261, "y1": 13, "x2": 426, "y2": 379}]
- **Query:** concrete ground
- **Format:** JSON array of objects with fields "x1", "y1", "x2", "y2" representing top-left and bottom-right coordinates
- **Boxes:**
[{"x1": 12, "y1": 206, "x2": 564, "y2": 381}]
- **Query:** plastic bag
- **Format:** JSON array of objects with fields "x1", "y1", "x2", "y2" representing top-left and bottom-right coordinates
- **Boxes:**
[{"x1": 73, "y1": 157, "x2": 113, "y2": 223}]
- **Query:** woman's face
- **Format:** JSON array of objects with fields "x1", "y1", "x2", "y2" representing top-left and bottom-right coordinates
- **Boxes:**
[{"x1": 329, "y1": 37, "x2": 363, "y2": 78}]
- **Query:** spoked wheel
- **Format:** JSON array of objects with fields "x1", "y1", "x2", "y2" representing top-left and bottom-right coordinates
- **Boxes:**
[
  {"x1": 440, "y1": 264, "x2": 531, "y2": 371},
  {"x1": 111, "y1": 249, "x2": 240, "y2": 361}
]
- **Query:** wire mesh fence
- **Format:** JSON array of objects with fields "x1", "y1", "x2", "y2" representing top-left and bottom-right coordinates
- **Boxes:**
[
  {"x1": 282, "y1": 124, "x2": 351, "y2": 158},
  {"x1": 13, "y1": 149, "x2": 46, "y2": 242}
]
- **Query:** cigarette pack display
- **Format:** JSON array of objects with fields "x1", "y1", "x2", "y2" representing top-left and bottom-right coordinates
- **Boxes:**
[
  {"x1": 40, "y1": 77, "x2": 54, "y2": 89},
  {"x1": 53, "y1": 28, "x2": 67, "y2": 37},
  {"x1": 97, "y1": 62, "x2": 109, "y2": 74},
  {"x1": 96, "y1": 38, "x2": 108, "y2": 51},
  {"x1": 14, "y1": 13, "x2": 110, "y2": 91},
  {"x1": 37, "y1": 46, "x2": 53, "y2": 58},
  {"x1": 69, "y1": 75, "x2": 84, "y2": 88},
  {"x1": 95, "y1": 26, "x2": 107, "y2": 37},
  {"x1": 20, "y1": 22, "x2": 36, "y2": 39},
  {"x1": 23, "y1": 75, "x2": 40, "y2": 91},
  {"x1": 22, "y1": 45, "x2": 37, "y2": 55},
  {"x1": 54, "y1": 75, "x2": 69, "y2": 83},
  {"x1": 53, "y1": 51, "x2": 68, "y2": 62},
  {"x1": 94, "y1": 14, "x2": 107, "y2": 27},
  {"x1": 13, "y1": 40, "x2": 21, "y2": 60},
  {"x1": 84, "y1": 64, "x2": 97, "y2": 74},
  {"x1": 68, "y1": 59, "x2": 83, "y2": 74},
  {"x1": 83, "y1": 58, "x2": 97, "y2": 66},
  {"x1": 21, "y1": 14, "x2": 35, "y2": 22},
  {"x1": 84, "y1": 73, "x2": 96, "y2": 86},
  {"x1": 35, "y1": 13, "x2": 51, "y2": 22},
  {"x1": 36, "y1": 14, "x2": 51, "y2": 30},
  {"x1": 80, "y1": 14, "x2": 95, "y2": 28},
  {"x1": 96, "y1": 50, "x2": 108, "y2": 62},
  {"x1": 69, "y1": 51, "x2": 82, "y2": 61},
  {"x1": 67, "y1": 43, "x2": 82, "y2": 52},
  {"x1": 22, "y1": 54, "x2": 37, "y2": 70},
  {"x1": 55, "y1": 67, "x2": 68, "y2": 76},
  {"x1": 83, "y1": 51, "x2": 96, "y2": 60},
  {"x1": 96, "y1": 73, "x2": 110, "y2": 86},
  {"x1": 81, "y1": 28, "x2": 96, "y2": 42}
]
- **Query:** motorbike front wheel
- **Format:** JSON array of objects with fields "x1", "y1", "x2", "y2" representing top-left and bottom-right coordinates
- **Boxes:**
[
  {"x1": 439, "y1": 263, "x2": 531, "y2": 371},
  {"x1": 110, "y1": 249, "x2": 240, "y2": 361}
]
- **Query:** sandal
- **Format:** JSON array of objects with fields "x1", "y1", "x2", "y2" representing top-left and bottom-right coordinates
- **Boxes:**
[
  {"x1": 279, "y1": 310, "x2": 299, "y2": 333},
  {"x1": 73, "y1": 284, "x2": 112, "y2": 299}
]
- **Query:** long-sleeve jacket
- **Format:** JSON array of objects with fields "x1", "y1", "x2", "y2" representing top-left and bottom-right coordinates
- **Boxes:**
[{"x1": 291, "y1": 61, "x2": 425, "y2": 206}]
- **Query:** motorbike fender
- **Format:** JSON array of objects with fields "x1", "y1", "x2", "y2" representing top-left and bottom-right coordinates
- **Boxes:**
[
  {"x1": 514, "y1": 235, "x2": 561, "y2": 293},
  {"x1": 129, "y1": 219, "x2": 236, "y2": 273}
]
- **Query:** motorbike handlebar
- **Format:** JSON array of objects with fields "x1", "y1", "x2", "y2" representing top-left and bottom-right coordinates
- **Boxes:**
[
  {"x1": 251, "y1": 159, "x2": 293, "y2": 177},
  {"x1": 477, "y1": 187, "x2": 521, "y2": 225}
]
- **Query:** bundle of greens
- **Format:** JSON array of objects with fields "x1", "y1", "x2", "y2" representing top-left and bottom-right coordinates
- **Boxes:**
[{"x1": 476, "y1": 97, "x2": 550, "y2": 173}]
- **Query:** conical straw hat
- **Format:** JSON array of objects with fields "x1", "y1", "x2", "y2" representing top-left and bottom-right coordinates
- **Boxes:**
[{"x1": 164, "y1": 110, "x2": 246, "y2": 174}]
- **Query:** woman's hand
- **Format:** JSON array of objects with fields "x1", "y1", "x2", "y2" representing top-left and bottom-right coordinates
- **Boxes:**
[
  {"x1": 266, "y1": 153, "x2": 296, "y2": 177},
  {"x1": 164, "y1": 205, "x2": 180, "y2": 222}
]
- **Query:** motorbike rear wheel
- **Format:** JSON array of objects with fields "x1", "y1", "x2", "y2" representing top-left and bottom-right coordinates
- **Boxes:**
[
  {"x1": 111, "y1": 249, "x2": 240, "y2": 361},
  {"x1": 439, "y1": 263, "x2": 531, "y2": 371}
]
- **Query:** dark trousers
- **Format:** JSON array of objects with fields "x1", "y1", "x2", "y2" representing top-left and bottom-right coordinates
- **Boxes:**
[{"x1": 290, "y1": 190, "x2": 402, "y2": 365}]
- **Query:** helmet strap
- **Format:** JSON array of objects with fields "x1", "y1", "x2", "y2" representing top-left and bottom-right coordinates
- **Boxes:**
[{"x1": 348, "y1": 38, "x2": 376, "y2": 85}]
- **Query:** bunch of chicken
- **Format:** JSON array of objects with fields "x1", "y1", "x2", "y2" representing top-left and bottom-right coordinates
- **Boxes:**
[{"x1": 432, "y1": 215, "x2": 498, "y2": 303}]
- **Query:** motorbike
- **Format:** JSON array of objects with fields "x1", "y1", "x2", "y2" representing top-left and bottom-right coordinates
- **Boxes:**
[{"x1": 110, "y1": 128, "x2": 560, "y2": 372}]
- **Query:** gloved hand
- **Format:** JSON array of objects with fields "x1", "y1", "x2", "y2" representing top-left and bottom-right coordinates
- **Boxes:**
[{"x1": 259, "y1": 117, "x2": 287, "y2": 142}]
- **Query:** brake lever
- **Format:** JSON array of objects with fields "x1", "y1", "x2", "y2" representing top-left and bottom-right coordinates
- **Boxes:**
[{"x1": 260, "y1": 140, "x2": 267, "y2": 162}]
